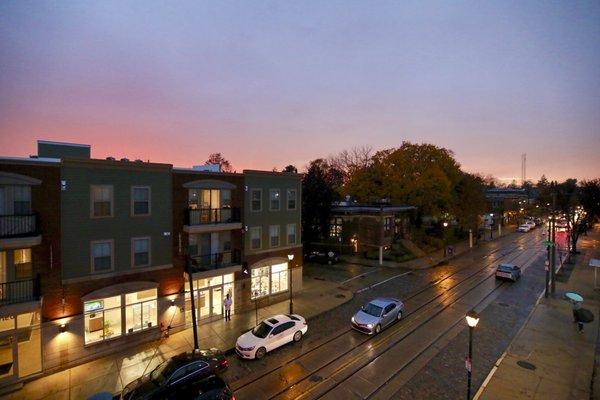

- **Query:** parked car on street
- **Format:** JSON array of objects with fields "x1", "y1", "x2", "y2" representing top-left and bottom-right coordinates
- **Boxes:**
[
  {"x1": 517, "y1": 224, "x2": 531, "y2": 232},
  {"x1": 120, "y1": 349, "x2": 228, "y2": 400},
  {"x1": 495, "y1": 263, "x2": 521, "y2": 282},
  {"x1": 524, "y1": 220, "x2": 536, "y2": 228},
  {"x1": 170, "y1": 374, "x2": 235, "y2": 400},
  {"x1": 305, "y1": 250, "x2": 341, "y2": 265},
  {"x1": 235, "y1": 314, "x2": 308, "y2": 360},
  {"x1": 351, "y1": 298, "x2": 405, "y2": 335}
]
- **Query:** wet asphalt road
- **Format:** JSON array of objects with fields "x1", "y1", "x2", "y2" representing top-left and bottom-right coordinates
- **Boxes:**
[{"x1": 222, "y1": 229, "x2": 546, "y2": 400}]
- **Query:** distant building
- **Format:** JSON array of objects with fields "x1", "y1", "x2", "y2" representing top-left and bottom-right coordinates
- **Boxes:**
[
  {"x1": 485, "y1": 188, "x2": 530, "y2": 223},
  {"x1": 329, "y1": 200, "x2": 416, "y2": 254}
]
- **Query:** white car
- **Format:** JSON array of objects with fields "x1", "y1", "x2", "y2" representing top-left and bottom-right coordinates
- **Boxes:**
[
  {"x1": 235, "y1": 314, "x2": 308, "y2": 360},
  {"x1": 525, "y1": 220, "x2": 536, "y2": 228},
  {"x1": 517, "y1": 224, "x2": 531, "y2": 232}
]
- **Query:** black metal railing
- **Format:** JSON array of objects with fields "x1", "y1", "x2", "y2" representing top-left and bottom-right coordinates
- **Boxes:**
[
  {"x1": 0, "y1": 274, "x2": 41, "y2": 305},
  {"x1": 185, "y1": 207, "x2": 240, "y2": 226},
  {"x1": 190, "y1": 249, "x2": 241, "y2": 272},
  {"x1": 0, "y1": 213, "x2": 39, "y2": 239}
]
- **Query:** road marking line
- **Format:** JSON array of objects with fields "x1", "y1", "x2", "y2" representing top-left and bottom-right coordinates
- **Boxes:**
[
  {"x1": 355, "y1": 271, "x2": 412, "y2": 293},
  {"x1": 339, "y1": 269, "x2": 379, "y2": 284}
]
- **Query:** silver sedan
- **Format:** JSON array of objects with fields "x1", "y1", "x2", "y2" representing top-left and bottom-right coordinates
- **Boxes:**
[{"x1": 351, "y1": 298, "x2": 405, "y2": 335}]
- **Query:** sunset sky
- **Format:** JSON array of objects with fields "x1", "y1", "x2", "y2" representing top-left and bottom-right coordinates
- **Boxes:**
[{"x1": 1, "y1": 1, "x2": 599, "y2": 182}]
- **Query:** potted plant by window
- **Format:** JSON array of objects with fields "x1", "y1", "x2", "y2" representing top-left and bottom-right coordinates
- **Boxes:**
[{"x1": 104, "y1": 321, "x2": 114, "y2": 338}]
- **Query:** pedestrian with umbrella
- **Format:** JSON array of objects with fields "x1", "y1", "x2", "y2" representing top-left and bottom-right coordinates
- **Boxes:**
[{"x1": 566, "y1": 292, "x2": 594, "y2": 333}]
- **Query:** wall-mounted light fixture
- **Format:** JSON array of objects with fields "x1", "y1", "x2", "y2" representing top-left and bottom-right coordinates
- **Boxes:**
[
  {"x1": 59, "y1": 323, "x2": 67, "y2": 333},
  {"x1": 287, "y1": 254, "x2": 294, "y2": 261},
  {"x1": 170, "y1": 299, "x2": 176, "y2": 307}
]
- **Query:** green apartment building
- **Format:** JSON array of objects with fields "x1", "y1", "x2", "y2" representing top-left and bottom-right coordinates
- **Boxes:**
[{"x1": 0, "y1": 140, "x2": 303, "y2": 384}]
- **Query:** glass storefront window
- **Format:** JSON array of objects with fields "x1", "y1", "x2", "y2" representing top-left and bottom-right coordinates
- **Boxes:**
[
  {"x1": 125, "y1": 289, "x2": 158, "y2": 334},
  {"x1": 251, "y1": 266, "x2": 270, "y2": 299},
  {"x1": 271, "y1": 263, "x2": 289, "y2": 294},
  {"x1": 84, "y1": 295, "x2": 122, "y2": 344}
]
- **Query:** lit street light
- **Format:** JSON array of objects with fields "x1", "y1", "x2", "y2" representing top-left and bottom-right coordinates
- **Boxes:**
[{"x1": 465, "y1": 310, "x2": 480, "y2": 400}]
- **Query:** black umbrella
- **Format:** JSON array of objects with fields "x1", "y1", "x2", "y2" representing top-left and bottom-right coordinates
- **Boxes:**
[{"x1": 575, "y1": 308, "x2": 595, "y2": 324}]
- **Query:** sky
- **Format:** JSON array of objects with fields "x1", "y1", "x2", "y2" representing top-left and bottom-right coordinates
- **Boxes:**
[{"x1": 1, "y1": 1, "x2": 599, "y2": 182}]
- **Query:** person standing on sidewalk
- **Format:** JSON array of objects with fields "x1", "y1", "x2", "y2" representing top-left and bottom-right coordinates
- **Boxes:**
[
  {"x1": 224, "y1": 293, "x2": 232, "y2": 322},
  {"x1": 572, "y1": 300, "x2": 584, "y2": 333}
]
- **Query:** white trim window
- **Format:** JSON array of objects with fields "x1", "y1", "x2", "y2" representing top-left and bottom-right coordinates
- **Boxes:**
[
  {"x1": 270, "y1": 263, "x2": 288, "y2": 293},
  {"x1": 384, "y1": 217, "x2": 393, "y2": 232},
  {"x1": 14, "y1": 248, "x2": 32, "y2": 280},
  {"x1": 92, "y1": 241, "x2": 113, "y2": 272},
  {"x1": 269, "y1": 225, "x2": 280, "y2": 248},
  {"x1": 251, "y1": 266, "x2": 270, "y2": 299},
  {"x1": 287, "y1": 189, "x2": 297, "y2": 211},
  {"x1": 132, "y1": 237, "x2": 151, "y2": 268},
  {"x1": 250, "y1": 227, "x2": 262, "y2": 250},
  {"x1": 132, "y1": 186, "x2": 151, "y2": 216},
  {"x1": 269, "y1": 189, "x2": 280, "y2": 211},
  {"x1": 91, "y1": 185, "x2": 113, "y2": 218},
  {"x1": 13, "y1": 186, "x2": 32, "y2": 215},
  {"x1": 287, "y1": 223, "x2": 297, "y2": 245},
  {"x1": 251, "y1": 189, "x2": 262, "y2": 212},
  {"x1": 125, "y1": 289, "x2": 157, "y2": 334}
]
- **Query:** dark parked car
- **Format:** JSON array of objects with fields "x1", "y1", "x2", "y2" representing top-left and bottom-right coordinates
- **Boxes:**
[
  {"x1": 120, "y1": 349, "x2": 228, "y2": 400},
  {"x1": 305, "y1": 250, "x2": 340, "y2": 265},
  {"x1": 170, "y1": 375, "x2": 235, "y2": 400}
]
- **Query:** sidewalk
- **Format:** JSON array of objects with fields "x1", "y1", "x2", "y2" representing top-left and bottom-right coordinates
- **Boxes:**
[
  {"x1": 342, "y1": 225, "x2": 516, "y2": 270},
  {"x1": 477, "y1": 225, "x2": 600, "y2": 400},
  {"x1": 1, "y1": 276, "x2": 353, "y2": 400}
]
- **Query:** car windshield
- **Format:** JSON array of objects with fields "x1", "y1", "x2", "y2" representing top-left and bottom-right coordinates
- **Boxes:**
[
  {"x1": 362, "y1": 303, "x2": 383, "y2": 317},
  {"x1": 150, "y1": 360, "x2": 175, "y2": 385},
  {"x1": 252, "y1": 322, "x2": 272, "y2": 339}
]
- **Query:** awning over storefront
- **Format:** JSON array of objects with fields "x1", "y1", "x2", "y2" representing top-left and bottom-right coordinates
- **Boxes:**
[{"x1": 82, "y1": 281, "x2": 158, "y2": 301}]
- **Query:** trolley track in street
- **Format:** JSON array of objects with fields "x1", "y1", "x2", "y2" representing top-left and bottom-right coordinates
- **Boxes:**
[
  {"x1": 274, "y1": 243, "x2": 542, "y2": 400},
  {"x1": 231, "y1": 232, "x2": 543, "y2": 399}
]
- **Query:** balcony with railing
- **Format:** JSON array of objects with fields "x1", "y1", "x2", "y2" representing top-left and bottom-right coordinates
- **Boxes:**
[
  {"x1": 0, "y1": 213, "x2": 39, "y2": 239},
  {"x1": 184, "y1": 208, "x2": 241, "y2": 233},
  {"x1": 0, "y1": 274, "x2": 41, "y2": 306},
  {"x1": 190, "y1": 249, "x2": 241, "y2": 273}
]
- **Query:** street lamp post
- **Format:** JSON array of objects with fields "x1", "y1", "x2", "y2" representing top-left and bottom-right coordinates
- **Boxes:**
[
  {"x1": 465, "y1": 310, "x2": 480, "y2": 400},
  {"x1": 288, "y1": 254, "x2": 294, "y2": 314},
  {"x1": 443, "y1": 221, "x2": 449, "y2": 257}
]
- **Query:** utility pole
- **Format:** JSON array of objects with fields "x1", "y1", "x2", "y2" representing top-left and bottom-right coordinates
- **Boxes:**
[
  {"x1": 545, "y1": 217, "x2": 551, "y2": 298},
  {"x1": 550, "y1": 193, "x2": 557, "y2": 293},
  {"x1": 379, "y1": 205, "x2": 384, "y2": 266},
  {"x1": 185, "y1": 255, "x2": 199, "y2": 350}
]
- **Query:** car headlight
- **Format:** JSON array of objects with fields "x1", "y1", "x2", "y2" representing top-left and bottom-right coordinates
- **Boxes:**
[{"x1": 367, "y1": 324, "x2": 373, "y2": 329}]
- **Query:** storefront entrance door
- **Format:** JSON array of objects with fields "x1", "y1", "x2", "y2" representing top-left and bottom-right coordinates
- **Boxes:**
[
  {"x1": 197, "y1": 289, "x2": 210, "y2": 320},
  {"x1": 211, "y1": 287, "x2": 223, "y2": 317},
  {"x1": 0, "y1": 333, "x2": 17, "y2": 384}
]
